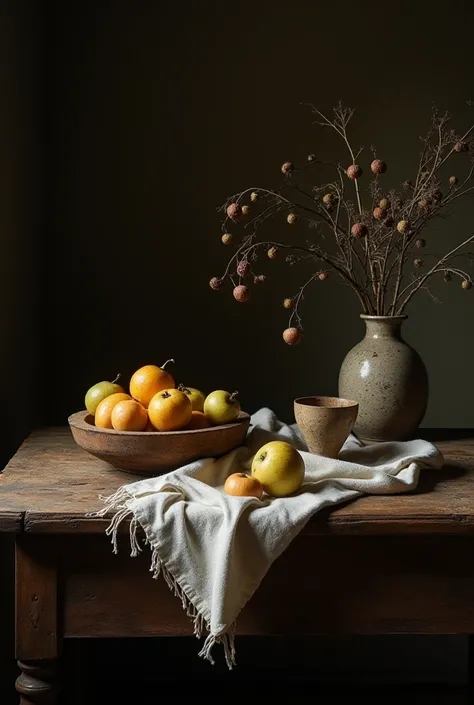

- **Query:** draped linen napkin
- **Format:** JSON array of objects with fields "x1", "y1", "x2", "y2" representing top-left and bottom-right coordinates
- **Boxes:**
[{"x1": 94, "y1": 407, "x2": 443, "y2": 667}]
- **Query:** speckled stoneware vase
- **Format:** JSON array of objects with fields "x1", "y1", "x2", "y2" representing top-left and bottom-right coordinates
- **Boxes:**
[{"x1": 338, "y1": 315, "x2": 428, "y2": 442}]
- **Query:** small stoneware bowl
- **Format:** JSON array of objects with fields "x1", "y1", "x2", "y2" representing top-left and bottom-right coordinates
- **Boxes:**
[
  {"x1": 68, "y1": 410, "x2": 250, "y2": 476},
  {"x1": 294, "y1": 396, "x2": 359, "y2": 458}
]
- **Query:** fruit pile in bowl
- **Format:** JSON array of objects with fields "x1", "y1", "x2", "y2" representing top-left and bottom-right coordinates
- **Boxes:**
[{"x1": 68, "y1": 360, "x2": 250, "y2": 475}]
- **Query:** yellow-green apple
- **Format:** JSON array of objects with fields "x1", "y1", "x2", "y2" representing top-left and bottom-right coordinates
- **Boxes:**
[
  {"x1": 251, "y1": 441, "x2": 305, "y2": 497},
  {"x1": 85, "y1": 375, "x2": 124, "y2": 415}
]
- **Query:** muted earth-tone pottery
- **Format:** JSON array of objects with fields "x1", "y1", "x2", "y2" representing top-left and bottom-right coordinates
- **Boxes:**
[
  {"x1": 68, "y1": 410, "x2": 250, "y2": 475},
  {"x1": 338, "y1": 315, "x2": 428, "y2": 442},
  {"x1": 294, "y1": 396, "x2": 359, "y2": 458}
]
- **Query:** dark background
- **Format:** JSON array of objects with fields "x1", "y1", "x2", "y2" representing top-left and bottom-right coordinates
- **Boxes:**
[{"x1": 1, "y1": 0, "x2": 473, "y2": 701}]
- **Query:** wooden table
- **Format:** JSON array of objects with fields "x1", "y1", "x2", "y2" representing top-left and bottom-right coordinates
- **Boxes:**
[{"x1": 1, "y1": 428, "x2": 474, "y2": 703}]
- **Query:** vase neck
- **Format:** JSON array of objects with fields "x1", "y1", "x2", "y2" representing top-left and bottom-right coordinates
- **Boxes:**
[{"x1": 361, "y1": 315, "x2": 406, "y2": 340}]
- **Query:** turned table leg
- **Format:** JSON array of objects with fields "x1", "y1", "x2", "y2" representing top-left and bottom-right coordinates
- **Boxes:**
[
  {"x1": 16, "y1": 661, "x2": 58, "y2": 704},
  {"x1": 15, "y1": 536, "x2": 61, "y2": 705}
]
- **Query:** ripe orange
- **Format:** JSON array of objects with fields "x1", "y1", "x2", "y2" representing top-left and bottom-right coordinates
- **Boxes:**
[
  {"x1": 148, "y1": 389, "x2": 192, "y2": 431},
  {"x1": 187, "y1": 410, "x2": 212, "y2": 430},
  {"x1": 111, "y1": 399, "x2": 148, "y2": 431},
  {"x1": 129, "y1": 360, "x2": 175, "y2": 408},
  {"x1": 95, "y1": 393, "x2": 132, "y2": 429}
]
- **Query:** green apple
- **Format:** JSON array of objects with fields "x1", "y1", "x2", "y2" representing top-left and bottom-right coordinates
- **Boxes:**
[
  {"x1": 203, "y1": 390, "x2": 240, "y2": 425},
  {"x1": 251, "y1": 441, "x2": 305, "y2": 497},
  {"x1": 178, "y1": 384, "x2": 206, "y2": 412},
  {"x1": 85, "y1": 374, "x2": 124, "y2": 415}
]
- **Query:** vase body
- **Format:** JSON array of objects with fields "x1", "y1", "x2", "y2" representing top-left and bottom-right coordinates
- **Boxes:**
[{"x1": 338, "y1": 315, "x2": 428, "y2": 442}]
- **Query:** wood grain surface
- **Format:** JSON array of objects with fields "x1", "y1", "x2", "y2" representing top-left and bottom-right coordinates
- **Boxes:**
[{"x1": 1, "y1": 427, "x2": 474, "y2": 534}]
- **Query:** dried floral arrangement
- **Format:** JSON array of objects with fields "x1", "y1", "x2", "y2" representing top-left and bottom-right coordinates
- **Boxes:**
[{"x1": 209, "y1": 104, "x2": 474, "y2": 344}]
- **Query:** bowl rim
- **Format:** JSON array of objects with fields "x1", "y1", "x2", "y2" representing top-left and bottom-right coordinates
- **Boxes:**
[
  {"x1": 68, "y1": 409, "x2": 250, "y2": 436},
  {"x1": 294, "y1": 395, "x2": 358, "y2": 409}
]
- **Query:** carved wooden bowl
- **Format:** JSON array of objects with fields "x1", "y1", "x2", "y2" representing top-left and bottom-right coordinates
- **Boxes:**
[{"x1": 68, "y1": 410, "x2": 250, "y2": 476}]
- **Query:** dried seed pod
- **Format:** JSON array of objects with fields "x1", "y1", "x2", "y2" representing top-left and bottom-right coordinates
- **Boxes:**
[
  {"x1": 402, "y1": 180, "x2": 413, "y2": 190},
  {"x1": 307, "y1": 153, "x2": 316, "y2": 162},
  {"x1": 371, "y1": 159, "x2": 387, "y2": 175},
  {"x1": 373, "y1": 206, "x2": 386, "y2": 220},
  {"x1": 254, "y1": 274, "x2": 266, "y2": 283},
  {"x1": 318, "y1": 271, "x2": 328, "y2": 281},
  {"x1": 379, "y1": 198, "x2": 390, "y2": 209},
  {"x1": 432, "y1": 190, "x2": 443, "y2": 202},
  {"x1": 322, "y1": 193, "x2": 334, "y2": 206},
  {"x1": 233, "y1": 285, "x2": 250, "y2": 302},
  {"x1": 241, "y1": 204, "x2": 250, "y2": 216},
  {"x1": 283, "y1": 297, "x2": 293, "y2": 309},
  {"x1": 444, "y1": 271, "x2": 452, "y2": 283},
  {"x1": 449, "y1": 176, "x2": 458, "y2": 186},
  {"x1": 236, "y1": 259, "x2": 250, "y2": 277},
  {"x1": 283, "y1": 327, "x2": 302, "y2": 345},
  {"x1": 209, "y1": 277, "x2": 223, "y2": 290},
  {"x1": 414, "y1": 258, "x2": 423, "y2": 268},
  {"x1": 250, "y1": 191, "x2": 258, "y2": 202},
  {"x1": 415, "y1": 238, "x2": 426, "y2": 249},
  {"x1": 418, "y1": 197, "x2": 430, "y2": 210},
  {"x1": 267, "y1": 246, "x2": 279, "y2": 260},
  {"x1": 346, "y1": 164, "x2": 363, "y2": 180},
  {"x1": 221, "y1": 233, "x2": 233, "y2": 245},
  {"x1": 351, "y1": 222, "x2": 368, "y2": 238},
  {"x1": 281, "y1": 161, "x2": 294, "y2": 174},
  {"x1": 454, "y1": 141, "x2": 468, "y2": 153},
  {"x1": 462, "y1": 279, "x2": 472, "y2": 290},
  {"x1": 287, "y1": 212, "x2": 298, "y2": 224},
  {"x1": 226, "y1": 202, "x2": 242, "y2": 220},
  {"x1": 397, "y1": 220, "x2": 410, "y2": 234}
]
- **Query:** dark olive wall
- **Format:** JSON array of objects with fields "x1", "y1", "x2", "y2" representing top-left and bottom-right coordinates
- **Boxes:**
[{"x1": 46, "y1": 0, "x2": 474, "y2": 428}]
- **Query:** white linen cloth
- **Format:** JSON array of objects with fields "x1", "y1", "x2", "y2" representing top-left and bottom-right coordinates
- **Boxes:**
[{"x1": 94, "y1": 407, "x2": 443, "y2": 667}]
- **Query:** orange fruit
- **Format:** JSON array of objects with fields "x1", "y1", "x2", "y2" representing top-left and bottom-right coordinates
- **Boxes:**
[
  {"x1": 129, "y1": 360, "x2": 175, "y2": 408},
  {"x1": 148, "y1": 389, "x2": 192, "y2": 431},
  {"x1": 111, "y1": 399, "x2": 148, "y2": 431},
  {"x1": 187, "y1": 411, "x2": 212, "y2": 430},
  {"x1": 95, "y1": 393, "x2": 132, "y2": 429}
]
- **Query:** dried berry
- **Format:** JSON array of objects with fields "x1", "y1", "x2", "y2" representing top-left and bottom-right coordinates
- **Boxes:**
[
  {"x1": 226, "y1": 203, "x2": 242, "y2": 221},
  {"x1": 209, "y1": 277, "x2": 223, "y2": 290},
  {"x1": 415, "y1": 238, "x2": 426, "y2": 249},
  {"x1": 267, "y1": 246, "x2": 279, "y2": 259},
  {"x1": 283, "y1": 297, "x2": 293, "y2": 309},
  {"x1": 379, "y1": 198, "x2": 390, "y2": 209},
  {"x1": 397, "y1": 220, "x2": 410, "y2": 234},
  {"x1": 449, "y1": 176, "x2": 458, "y2": 186},
  {"x1": 346, "y1": 164, "x2": 363, "y2": 180},
  {"x1": 462, "y1": 279, "x2": 472, "y2": 290},
  {"x1": 287, "y1": 212, "x2": 298, "y2": 225},
  {"x1": 414, "y1": 258, "x2": 423, "y2": 268},
  {"x1": 254, "y1": 274, "x2": 266, "y2": 283},
  {"x1": 373, "y1": 206, "x2": 386, "y2": 220},
  {"x1": 454, "y1": 141, "x2": 468, "y2": 153},
  {"x1": 221, "y1": 233, "x2": 233, "y2": 245},
  {"x1": 233, "y1": 285, "x2": 250, "y2": 302},
  {"x1": 307, "y1": 153, "x2": 316, "y2": 162},
  {"x1": 237, "y1": 259, "x2": 250, "y2": 277},
  {"x1": 283, "y1": 327, "x2": 302, "y2": 345},
  {"x1": 418, "y1": 197, "x2": 430, "y2": 210},
  {"x1": 351, "y1": 222, "x2": 368, "y2": 238},
  {"x1": 250, "y1": 191, "x2": 258, "y2": 202},
  {"x1": 318, "y1": 271, "x2": 328, "y2": 281},
  {"x1": 281, "y1": 161, "x2": 294, "y2": 174},
  {"x1": 371, "y1": 159, "x2": 387, "y2": 175},
  {"x1": 241, "y1": 204, "x2": 250, "y2": 216},
  {"x1": 322, "y1": 193, "x2": 334, "y2": 206}
]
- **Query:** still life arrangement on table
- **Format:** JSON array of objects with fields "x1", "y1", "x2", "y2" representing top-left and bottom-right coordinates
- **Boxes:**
[
  {"x1": 210, "y1": 104, "x2": 474, "y2": 442},
  {"x1": 66, "y1": 103, "x2": 474, "y2": 667}
]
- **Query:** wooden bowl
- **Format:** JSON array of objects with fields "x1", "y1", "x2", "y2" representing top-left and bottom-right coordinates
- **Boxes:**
[{"x1": 68, "y1": 410, "x2": 250, "y2": 476}]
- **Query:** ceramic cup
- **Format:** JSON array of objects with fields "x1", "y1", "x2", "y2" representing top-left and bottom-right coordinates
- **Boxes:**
[{"x1": 294, "y1": 396, "x2": 359, "y2": 458}]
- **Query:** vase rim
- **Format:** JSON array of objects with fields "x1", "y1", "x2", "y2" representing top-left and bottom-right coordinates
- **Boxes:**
[{"x1": 360, "y1": 314, "x2": 407, "y2": 321}]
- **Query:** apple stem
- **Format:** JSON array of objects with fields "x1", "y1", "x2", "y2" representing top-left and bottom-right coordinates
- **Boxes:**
[
  {"x1": 161, "y1": 359, "x2": 175, "y2": 370},
  {"x1": 178, "y1": 383, "x2": 190, "y2": 393},
  {"x1": 112, "y1": 373, "x2": 121, "y2": 385},
  {"x1": 230, "y1": 391, "x2": 239, "y2": 402},
  {"x1": 161, "y1": 391, "x2": 172, "y2": 399}
]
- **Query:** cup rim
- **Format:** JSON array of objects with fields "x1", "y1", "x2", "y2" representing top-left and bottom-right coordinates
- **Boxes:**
[{"x1": 294, "y1": 395, "x2": 358, "y2": 409}]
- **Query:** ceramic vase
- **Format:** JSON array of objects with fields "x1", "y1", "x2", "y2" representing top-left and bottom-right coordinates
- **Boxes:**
[{"x1": 338, "y1": 315, "x2": 428, "y2": 442}]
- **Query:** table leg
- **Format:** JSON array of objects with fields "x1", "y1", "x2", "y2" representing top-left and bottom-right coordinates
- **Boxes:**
[
  {"x1": 16, "y1": 660, "x2": 58, "y2": 704},
  {"x1": 15, "y1": 536, "x2": 61, "y2": 705}
]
